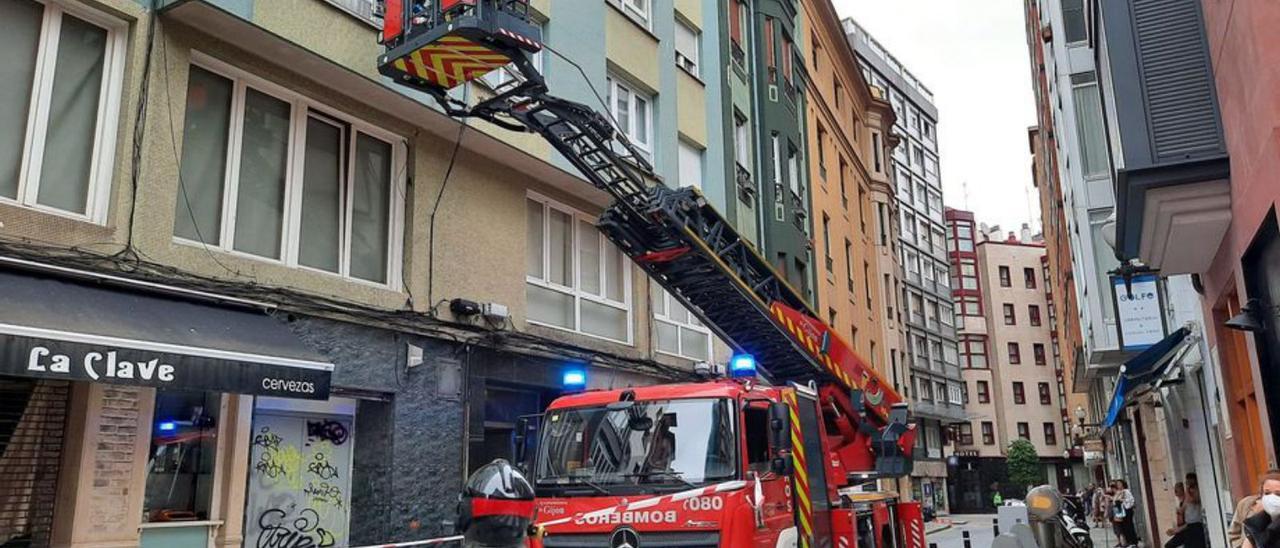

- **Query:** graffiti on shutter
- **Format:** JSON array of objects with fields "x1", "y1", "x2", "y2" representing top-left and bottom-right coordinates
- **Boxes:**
[{"x1": 245, "y1": 412, "x2": 354, "y2": 547}]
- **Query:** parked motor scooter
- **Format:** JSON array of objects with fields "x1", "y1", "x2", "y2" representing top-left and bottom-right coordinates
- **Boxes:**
[{"x1": 1057, "y1": 495, "x2": 1094, "y2": 548}]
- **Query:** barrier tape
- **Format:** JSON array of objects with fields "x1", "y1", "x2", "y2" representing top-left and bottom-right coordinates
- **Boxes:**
[{"x1": 351, "y1": 535, "x2": 465, "y2": 548}]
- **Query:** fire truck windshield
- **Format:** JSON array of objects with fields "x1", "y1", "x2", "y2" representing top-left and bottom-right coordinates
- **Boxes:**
[{"x1": 536, "y1": 398, "x2": 736, "y2": 492}]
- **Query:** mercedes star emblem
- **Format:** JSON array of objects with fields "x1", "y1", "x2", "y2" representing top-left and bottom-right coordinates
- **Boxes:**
[{"x1": 610, "y1": 527, "x2": 641, "y2": 548}]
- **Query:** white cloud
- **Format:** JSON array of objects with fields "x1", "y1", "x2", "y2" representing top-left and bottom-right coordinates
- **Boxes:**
[{"x1": 834, "y1": 0, "x2": 1041, "y2": 232}]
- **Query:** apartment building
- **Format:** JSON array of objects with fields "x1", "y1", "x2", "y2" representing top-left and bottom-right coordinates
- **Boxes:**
[
  {"x1": 1025, "y1": 0, "x2": 1233, "y2": 543},
  {"x1": 1029, "y1": 127, "x2": 1090, "y2": 487},
  {"x1": 0, "y1": 0, "x2": 728, "y2": 546},
  {"x1": 845, "y1": 19, "x2": 964, "y2": 513},
  {"x1": 799, "y1": 0, "x2": 894, "y2": 412},
  {"x1": 945, "y1": 211, "x2": 1070, "y2": 513},
  {"x1": 1021, "y1": 0, "x2": 1133, "y2": 508},
  {"x1": 715, "y1": 0, "x2": 814, "y2": 300}
]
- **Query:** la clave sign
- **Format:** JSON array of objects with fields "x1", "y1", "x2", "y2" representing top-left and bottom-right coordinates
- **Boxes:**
[
  {"x1": 1, "y1": 333, "x2": 331, "y2": 399},
  {"x1": 28, "y1": 346, "x2": 176, "y2": 382}
]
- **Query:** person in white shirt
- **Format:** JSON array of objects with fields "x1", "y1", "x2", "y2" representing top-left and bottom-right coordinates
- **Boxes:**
[
  {"x1": 1111, "y1": 479, "x2": 1139, "y2": 548},
  {"x1": 1167, "y1": 479, "x2": 1207, "y2": 548}
]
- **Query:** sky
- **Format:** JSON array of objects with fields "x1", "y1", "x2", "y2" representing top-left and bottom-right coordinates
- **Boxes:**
[{"x1": 832, "y1": 0, "x2": 1042, "y2": 233}]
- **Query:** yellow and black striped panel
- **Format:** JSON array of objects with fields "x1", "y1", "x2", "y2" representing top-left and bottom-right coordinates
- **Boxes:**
[
  {"x1": 782, "y1": 390, "x2": 815, "y2": 548},
  {"x1": 389, "y1": 35, "x2": 513, "y2": 89}
]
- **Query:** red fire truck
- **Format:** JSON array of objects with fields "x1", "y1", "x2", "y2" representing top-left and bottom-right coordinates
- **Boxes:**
[{"x1": 377, "y1": 1, "x2": 926, "y2": 546}]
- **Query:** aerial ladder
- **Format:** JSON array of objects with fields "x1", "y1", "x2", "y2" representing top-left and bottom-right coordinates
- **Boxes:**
[{"x1": 378, "y1": 1, "x2": 921, "y2": 545}]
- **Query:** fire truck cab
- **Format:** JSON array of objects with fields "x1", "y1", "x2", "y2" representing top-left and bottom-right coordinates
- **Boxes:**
[{"x1": 520, "y1": 377, "x2": 924, "y2": 548}]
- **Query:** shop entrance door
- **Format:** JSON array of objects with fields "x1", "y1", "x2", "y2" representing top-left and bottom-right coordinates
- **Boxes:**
[
  {"x1": 245, "y1": 410, "x2": 354, "y2": 547},
  {"x1": 0, "y1": 377, "x2": 69, "y2": 548}
]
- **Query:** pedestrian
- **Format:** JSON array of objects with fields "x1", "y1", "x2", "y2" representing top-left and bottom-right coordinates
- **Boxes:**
[
  {"x1": 1096, "y1": 483, "x2": 1112, "y2": 527},
  {"x1": 1111, "y1": 479, "x2": 1139, "y2": 548},
  {"x1": 1083, "y1": 483, "x2": 1096, "y2": 524},
  {"x1": 1166, "y1": 481, "x2": 1207, "y2": 548},
  {"x1": 1230, "y1": 470, "x2": 1280, "y2": 548},
  {"x1": 993, "y1": 490, "x2": 1004, "y2": 508}
]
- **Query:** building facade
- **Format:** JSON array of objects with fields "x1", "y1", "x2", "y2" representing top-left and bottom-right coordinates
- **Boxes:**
[
  {"x1": 1085, "y1": 0, "x2": 1265, "y2": 544},
  {"x1": 715, "y1": 0, "x2": 814, "y2": 300},
  {"x1": 1028, "y1": 127, "x2": 1093, "y2": 489},
  {"x1": 1026, "y1": 0, "x2": 1235, "y2": 544},
  {"x1": 1193, "y1": 0, "x2": 1280, "y2": 504},
  {"x1": 945, "y1": 211, "x2": 1074, "y2": 512},
  {"x1": 1021, "y1": 0, "x2": 1143, "y2": 529},
  {"x1": 845, "y1": 19, "x2": 965, "y2": 513},
  {"x1": 0, "y1": 0, "x2": 729, "y2": 546},
  {"x1": 799, "y1": 0, "x2": 893, "y2": 416}
]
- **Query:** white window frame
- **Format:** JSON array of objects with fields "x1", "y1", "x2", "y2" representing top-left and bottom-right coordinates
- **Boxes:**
[
  {"x1": 175, "y1": 53, "x2": 407, "y2": 290},
  {"x1": 7, "y1": 1, "x2": 126, "y2": 224},
  {"x1": 674, "y1": 18, "x2": 700, "y2": 77},
  {"x1": 606, "y1": 75, "x2": 653, "y2": 157},
  {"x1": 526, "y1": 191, "x2": 634, "y2": 345},
  {"x1": 651, "y1": 287, "x2": 712, "y2": 361},
  {"x1": 610, "y1": 0, "x2": 651, "y2": 29}
]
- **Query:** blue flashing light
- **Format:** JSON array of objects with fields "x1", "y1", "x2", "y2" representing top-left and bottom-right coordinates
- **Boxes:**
[
  {"x1": 729, "y1": 354, "x2": 757, "y2": 378},
  {"x1": 157, "y1": 421, "x2": 177, "y2": 432},
  {"x1": 562, "y1": 368, "x2": 587, "y2": 391}
]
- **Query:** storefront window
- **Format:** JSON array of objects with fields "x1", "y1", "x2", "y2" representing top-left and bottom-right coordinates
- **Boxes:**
[{"x1": 143, "y1": 390, "x2": 221, "y2": 522}]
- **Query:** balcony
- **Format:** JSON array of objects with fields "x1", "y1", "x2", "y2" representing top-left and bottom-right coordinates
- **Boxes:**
[{"x1": 1098, "y1": 0, "x2": 1231, "y2": 274}]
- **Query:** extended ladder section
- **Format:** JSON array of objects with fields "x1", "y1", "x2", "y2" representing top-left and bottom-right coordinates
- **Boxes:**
[{"x1": 378, "y1": 0, "x2": 908, "y2": 439}]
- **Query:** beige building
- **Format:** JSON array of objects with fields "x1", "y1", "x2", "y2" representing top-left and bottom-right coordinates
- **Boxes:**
[
  {"x1": 800, "y1": 0, "x2": 895, "y2": 404},
  {"x1": 0, "y1": 1, "x2": 727, "y2": 547},
  {"x1": 946, "y1": 210, "x2": 1072, "y2": 512}
]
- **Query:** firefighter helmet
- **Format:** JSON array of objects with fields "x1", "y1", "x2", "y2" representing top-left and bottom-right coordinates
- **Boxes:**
[{"x1": 457, "y1": 459, "x2": 536, "y2": 547}]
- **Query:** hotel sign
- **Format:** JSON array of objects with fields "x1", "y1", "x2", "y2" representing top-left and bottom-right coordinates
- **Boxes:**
[{"x1": 1112, "y1": 274, "x2": 1167, "y2": 352}]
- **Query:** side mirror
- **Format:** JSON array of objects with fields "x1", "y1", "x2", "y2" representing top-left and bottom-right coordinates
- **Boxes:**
[
  {"x1": 513, "y1": 417, "x2": 530, "y2": 465},
  {"x1": 768, "y1": 402, "x2": 792, "y2": 452}
]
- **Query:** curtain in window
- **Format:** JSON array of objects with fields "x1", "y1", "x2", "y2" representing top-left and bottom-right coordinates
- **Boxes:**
[
  {"x1": 578, "y1": 220, "x2": 601, "y2": 295},
  {"x1": 581, "y1": 301, "x2": 626, "y2": 341},
  {"x1": 526, "y1": 199, "x2": 543, "y2": 278},
  {"x1": 1073, "y1": 83, "x2": 1109, "y2": 178},
  {"x1": 174, "y1": 66, "x2": 232, "y2": 245},
  {"x1": 298, "y1": 118, "x2": 344, "y2": 272},
  {"x1": 546, "y1": 208, "x2": 572, "y2": 286},
  {"x1": 528, "y1": 285, "x2": 573, "y2": 328},
  {"x1": 233, "y1": 89, "x2": 290, "y2": 258},
  {"x1": 677, "y1": 142, "x2": 702, "y2": 189},
  {"x1": 604, "y1": 242, "x2": 624, "y2": 302},
  {"x1": 37, "y1": 14, "x2": 107, "y2": 214},
  {"x1": 0, "y1": 0, "x2": 43, "y2": 199},
  {"x1": 350, "y1": 134, "x2": 391, "y2": 283}
]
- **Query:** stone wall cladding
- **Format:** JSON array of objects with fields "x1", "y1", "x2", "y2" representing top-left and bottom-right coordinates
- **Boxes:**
[{"x1": 285, "y1": 316, "x2": 466, "y2": 544}]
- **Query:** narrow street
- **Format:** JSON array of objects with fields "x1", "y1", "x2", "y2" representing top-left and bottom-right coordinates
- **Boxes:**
[{"x1": 926, "y1": 515, "x2": 1119, "y2": 548}]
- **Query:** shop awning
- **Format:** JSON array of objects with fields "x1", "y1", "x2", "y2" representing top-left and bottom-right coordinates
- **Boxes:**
[
  {"x1": 0, "y1": 269, "x2": 333, "y2": 399},
  {"x1": 1102, "y1": 327, "x2": 1191, "y2": 428}
]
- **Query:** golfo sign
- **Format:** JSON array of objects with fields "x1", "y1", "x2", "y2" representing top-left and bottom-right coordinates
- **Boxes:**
[{"x1": 1113, "y1": 274, "x2": 1165, "y2": 351}]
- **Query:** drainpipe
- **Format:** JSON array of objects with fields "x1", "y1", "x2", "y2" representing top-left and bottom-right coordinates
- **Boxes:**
[{"x1": 747, "y1": 0, "x2": 768, "y2": 249}]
